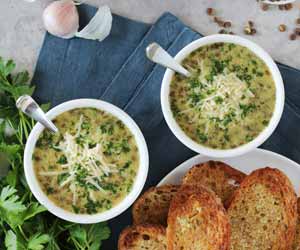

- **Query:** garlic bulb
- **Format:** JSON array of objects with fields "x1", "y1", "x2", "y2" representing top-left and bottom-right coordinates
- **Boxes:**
[
  {"x1": 43, "y1": 1, "x2": 112, "y2": 41},
  {"x1": 43, "y1": 0, "x2": 79, "y2": 39}
]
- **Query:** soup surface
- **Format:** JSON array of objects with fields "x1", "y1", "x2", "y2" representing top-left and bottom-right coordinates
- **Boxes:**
[
  {"x1": 170, "y1": 43, "x2": 276, "y2": 149},
  {"x1": 33, "y1": 108, "x2": 139, "y2": 214}
]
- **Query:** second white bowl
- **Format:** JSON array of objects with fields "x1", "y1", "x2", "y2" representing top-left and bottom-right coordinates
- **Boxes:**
[{"x1": 161, "y1": 34, "x2": 284, "y2": 158}]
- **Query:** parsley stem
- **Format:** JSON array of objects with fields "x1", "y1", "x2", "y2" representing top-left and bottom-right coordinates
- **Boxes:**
[{"x1": 18, "y1": 226, "x2": 28, "y2": 241}]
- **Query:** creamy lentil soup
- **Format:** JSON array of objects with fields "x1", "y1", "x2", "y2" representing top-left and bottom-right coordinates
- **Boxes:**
[
  {"x1": 170, "y1": 43, "x2": 276, "y2": 149},
  {"x1": 33, "y1": 108, "x2": 139, "y2": 214}
]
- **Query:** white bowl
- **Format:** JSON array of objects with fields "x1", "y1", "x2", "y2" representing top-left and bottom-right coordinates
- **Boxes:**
[
  {"x1": 24, "y1": 99, "x2": 149, "y2": 224},
  {"x1": 161, "y1": 34, "x2": 284, "y2": 158}
]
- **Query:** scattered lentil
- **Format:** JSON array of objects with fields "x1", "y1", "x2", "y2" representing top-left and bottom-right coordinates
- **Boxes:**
[
  {"x1": 295, "y1": 27, "x2": 300, "y2": 35},
  {"x1": 251, "y1": 28, "x2": 257, "y2": 35},
  {"x1": 223, "y1": 21, "x2": 232, "y2": 28},
  {"x1": 214, "y1": 16, "x2": 220, "y2": 23},
  {"x1": 244, "y1": 26, "x2": 252, "y2": 35},
  {"x1": 206, "y1": 8, "x2": 214, "y2": 16},
  {"x1": 244, "y1": 21, "x2": 257, "y2": 35},
  {"x1": 261, "y1": 3, "x2": 269, "y2": 11},
  {"x1": 214, "y1": 18, "x2": 225, "y2": 27},
  {"x1": 289, "y1": 33, "x2": 297, "y2": 40},
  {"x1": 278, "y1": 24, "x2": 287, "y2": 32},
  {"x1": 284, "y1": 3, "x2": 293, "y2": 10}
]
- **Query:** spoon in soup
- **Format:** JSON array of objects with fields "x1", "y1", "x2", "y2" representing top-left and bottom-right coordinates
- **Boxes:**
[
  {"x1": 146, "y1": 42, "x2": 191, "y2": 77},
  {"x1": 16, "y1": 95, "x2": 59, "y2": 133}
]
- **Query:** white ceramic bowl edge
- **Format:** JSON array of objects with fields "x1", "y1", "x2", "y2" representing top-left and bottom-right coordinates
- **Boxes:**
[
  {"x1": 24, "y1": 99, "x2": 149, "y2": 224},
  {"x1": 161, "y1": 34, "x2": 284, "y2": 158}
]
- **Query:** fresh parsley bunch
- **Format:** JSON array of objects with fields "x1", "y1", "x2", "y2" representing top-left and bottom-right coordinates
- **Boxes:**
[{"x1": 0, "y1": 57, "x2": 110, "y2": 250}]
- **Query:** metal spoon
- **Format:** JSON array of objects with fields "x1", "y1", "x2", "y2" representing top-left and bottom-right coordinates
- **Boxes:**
[
  {"x1": 146, "y1": 42, "x2": 191, "y2": 77},
  {"x1": 261, "y1": 0, "x2": 295, "y2": 5},
  {"x1": 16, "y1": 95, "x2": 58, "y2": 133}
]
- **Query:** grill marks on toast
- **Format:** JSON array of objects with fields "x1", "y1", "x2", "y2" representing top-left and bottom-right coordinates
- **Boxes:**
[
  {"x1": 228, "y1": 167, "x2": 297, "y2": 250},
  {"x1": 132, "y1": 185, "x2": 179, "y2": 226},
  {"x1": 118, "y1": 224, "x2": 167, "y2": 250},
  {"x1": 293, "y1": 198, "x2": 300, "y2": 250},
  {"x1": 167, "y1": 185, "x2": 230, "y2": 250},
  {"x1": 182, "y1": 161, "x2": 246, "y2": 207}
]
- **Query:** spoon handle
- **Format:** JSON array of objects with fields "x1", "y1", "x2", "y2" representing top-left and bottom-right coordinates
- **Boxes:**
[
  {"x1": 16, "y1": 95, "x2": 58, "y2": 134},
  {"x1": 146, "y1": 43, "x2": 191, "y2": 77}
]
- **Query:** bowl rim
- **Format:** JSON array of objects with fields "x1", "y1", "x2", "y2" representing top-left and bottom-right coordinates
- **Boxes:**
[
  {"x1": 24, "y1": 98, "x2": 149, "y2": 224},
  {"x1": 161, "y1": 34, "x2": 285, "y2": 158}
]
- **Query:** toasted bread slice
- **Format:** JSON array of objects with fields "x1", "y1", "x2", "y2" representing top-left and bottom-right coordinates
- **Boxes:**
[
  {"x1": 182, "y1": 161, "x2": 246, "y2": 207},
  {"x1": 118, "y1": 224, "x2": 167, "y2": 250},
  {"x1": 167, "y1": 185, "x2": 230, "y2": 250},
  {"x1": 293, "y1": 198, "x2": 300, "y2": 250},
  {"x1": 132, "y1": 185, "x2": 179, "y2": 226},
  {"x1": 228, "y1": 167, "x2": 297, "y2": 250}
]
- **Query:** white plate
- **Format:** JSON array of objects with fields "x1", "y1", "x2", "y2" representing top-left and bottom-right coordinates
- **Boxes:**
[{"x1": 158, "y1": 148, "x2": 300, "y2": 195}]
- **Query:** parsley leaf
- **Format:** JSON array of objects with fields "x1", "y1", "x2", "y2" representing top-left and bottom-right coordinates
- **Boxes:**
[
  {"x1": 5, "y1": 230, "x2": 24, "y2": 250},
  {"x1": 68, "y1": 223, "x2": 110, "y2": 250},
  {"x1": 0, "y1": 186, "x2": 26, "y2": 228},
  {"x1": 27, "y1": 233, "x2": 50, "y2": 250},
  {"x1": 23, "y1": 203, "x2": 47, "y2": 221}
]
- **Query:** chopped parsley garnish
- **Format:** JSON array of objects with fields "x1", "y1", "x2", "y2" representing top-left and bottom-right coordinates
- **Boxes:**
[
  {"x1": 120, "y1": 161, "x2": 132, "y2": 173},
  {"x1": 196, "y1": 129, "x2": 208, "y2": 143},
  {"x1": 85, "y1": 197, "x2": 101, "y2": 214},
  {"x1": 262, "y1": 120, "x2": 269, "y2": 126},
  {"x1": 57, "y1": 173, "x2": 70, "y2": 185},
  {"x1": 46, "y1": 187, "x2": 55, "y2": 195},
  {"x1": 72, "y1": 205, "x2": 80, "y2": 214},
  {"x1": 100, "y1": 121, "x2": 114, "y2": 135},
  {"x1": 57, "y1": 155, "x2": 67, "y2": 164},
  {"x1": 240, "y1": 103, "x2": 256, "y2": 118},
  {"x1": 214, "y1": 96, "x2": 224, "y2": 104}
]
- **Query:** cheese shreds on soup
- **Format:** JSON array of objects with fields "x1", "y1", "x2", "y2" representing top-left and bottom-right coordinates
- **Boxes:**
[
  {"x1": 33, "y1": 108, "x2": 139, "y2": 214},
  {"x1": 170, "y1": 43, "x2": 276, "y2": 149}
]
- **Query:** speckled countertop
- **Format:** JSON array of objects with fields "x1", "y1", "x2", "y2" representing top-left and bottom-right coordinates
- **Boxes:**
[{"x1": 1, "y1": 0, "x2": 300, "y2": 74}]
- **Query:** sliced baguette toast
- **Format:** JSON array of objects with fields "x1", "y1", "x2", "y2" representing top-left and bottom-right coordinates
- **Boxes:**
[
  {"x1": 182, "y1": 161, "x2": 246, "y2": 207},
  {"x1": 293, "y1": 198, "x2": 300, "y2": 250},
  {"x1": 228, "y1": 167, "x2": 297, "y2": 250},
  {"x1": 132, "y1": 185, "x2": 179, "y2": 226},
  {"x1": 118, "y1": 224, "x2": 167, "y2": 250},
  {"x1": 167, "y1": 185, "x2": 230, "y2": 250}
]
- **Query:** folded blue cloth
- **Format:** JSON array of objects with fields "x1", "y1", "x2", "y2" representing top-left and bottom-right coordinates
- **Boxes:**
[{"x1": 32, "y1": 4, "x2": 300, "y2": 248}]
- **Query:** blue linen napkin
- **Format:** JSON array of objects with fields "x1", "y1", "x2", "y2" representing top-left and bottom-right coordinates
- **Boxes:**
[{"x1": 32, "y1": 4, "x2": 300, "y2": 249}]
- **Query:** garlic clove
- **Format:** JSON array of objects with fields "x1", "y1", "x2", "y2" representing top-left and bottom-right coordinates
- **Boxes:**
[
  {"x1": 43, "y1": 0, "x2": 79, "y2": 39},
  {"x1": 75, "y1": 5, "x2": 112, "y2": 41}
]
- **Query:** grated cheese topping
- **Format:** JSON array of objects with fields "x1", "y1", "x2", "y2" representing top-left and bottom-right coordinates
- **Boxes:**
[
  {"x1": 182, "y1": 65, "x2": 254, "y2": 127},
  {"x1": 39, "y1": 115, "x2": 117, "y2": 205}
]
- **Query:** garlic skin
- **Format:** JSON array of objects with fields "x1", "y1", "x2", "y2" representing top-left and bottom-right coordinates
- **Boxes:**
[
  {"x1": 43, "y1": 0, "x2": 79, "y2": 39},
  {"x1": 76, "y1": 5, "x2": 112, "y2": 41}
]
